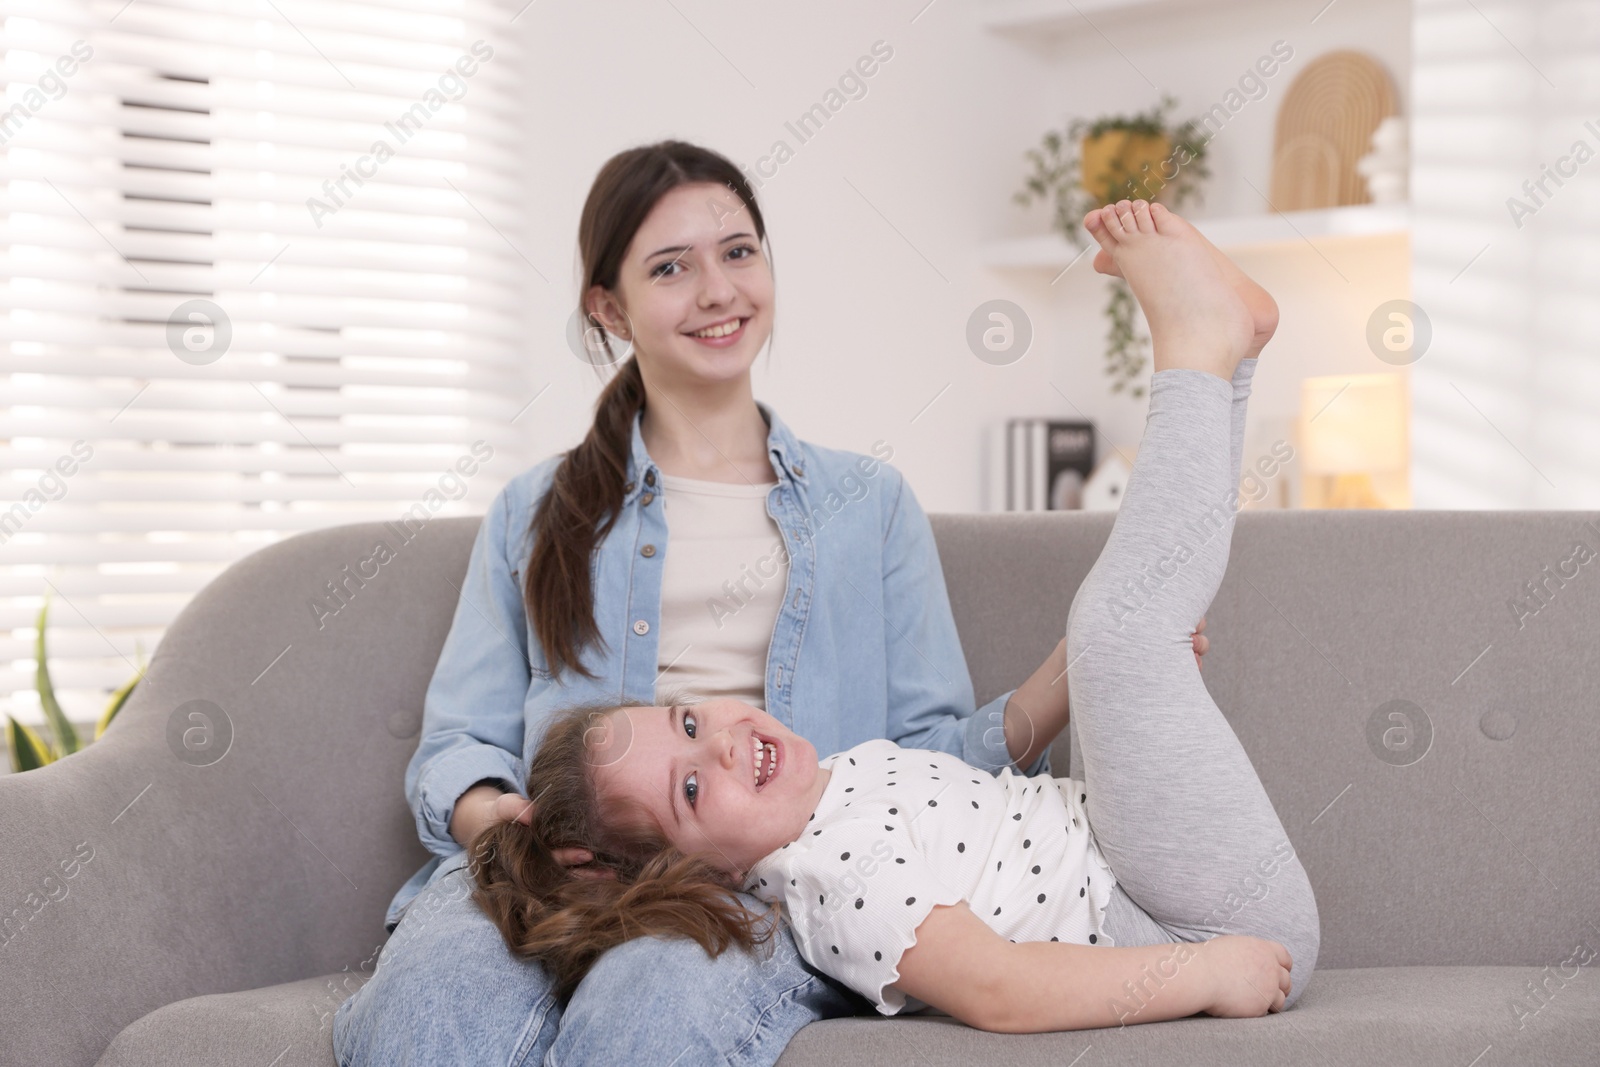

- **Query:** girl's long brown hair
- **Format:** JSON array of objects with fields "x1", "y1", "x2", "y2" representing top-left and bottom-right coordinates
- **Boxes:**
[
  {"x1": 467, "y1": 698, "x2": 781, "y2": 1003},
  {"x1": 525, "y1": 141, "x2": 773, "y2": 680}
]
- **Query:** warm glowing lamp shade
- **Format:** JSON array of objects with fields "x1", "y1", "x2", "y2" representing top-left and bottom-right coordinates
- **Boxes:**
[{"x1": 1299, "y1": 373, "x2": 1407, "y2": 508}]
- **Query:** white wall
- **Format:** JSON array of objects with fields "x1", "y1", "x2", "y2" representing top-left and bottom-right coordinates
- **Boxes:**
[
  {"x1": 1411, "y1": 0, "x2": 1600, "y2": 508},
  {"x1": 513, "y1": 0, "x2": 1413, "y2": 513}
]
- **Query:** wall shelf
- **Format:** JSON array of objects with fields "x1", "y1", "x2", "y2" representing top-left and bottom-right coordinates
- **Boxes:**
[
  {"x1": 981, "y1": 0, "x2": 1228, "y2": 37},
  {"x1": 981, "y1": 202, "x2": 1410, "y2": 270}
]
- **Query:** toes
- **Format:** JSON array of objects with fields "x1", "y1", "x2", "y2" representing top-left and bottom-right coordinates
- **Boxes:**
[
  {"x1": 1081, "y1": 207, "x2": 1120, "y2": 254},
  {"x1": 1112, "y1": 199, "x2": 1135, "y2": 231},
  {"x1": 1091, "y1": 204, "x2": 1122, "y2": 246},
  {"x1": 1131, "y1": 200, "x2": 1155, "y2": 233}
]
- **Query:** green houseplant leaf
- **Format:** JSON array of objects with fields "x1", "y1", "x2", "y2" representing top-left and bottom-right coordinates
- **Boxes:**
[
  {"x1": 97, "y1": 644, "x2": 147, "y2": 741},
  {"x1": 7, "y1": 716, "x2": 55, "y2": 773},
  {"x1": 34, "y1": 594, "x2": 80, "y2": 757}
]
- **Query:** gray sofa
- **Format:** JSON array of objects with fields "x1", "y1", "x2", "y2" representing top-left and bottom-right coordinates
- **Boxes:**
[{"x1": 5, "y1": 510, "x2": 1598, "y2": 1065}]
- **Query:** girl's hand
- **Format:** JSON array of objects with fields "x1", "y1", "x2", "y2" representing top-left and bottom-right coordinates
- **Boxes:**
[
  {"x1": 491, "y1": 792, "x2": 616, "y2": 881},
  {"x1": 1192, "y1": 615, "x2": 1209, "y2": 670},
  {"x1": 1195, "y1": 934, "x2": 1292, "y2": 1017}
]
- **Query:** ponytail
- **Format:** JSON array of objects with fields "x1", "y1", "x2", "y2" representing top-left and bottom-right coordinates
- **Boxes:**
[{"x1": 524, "y1": 355, "x2": 644, "y2": 680}]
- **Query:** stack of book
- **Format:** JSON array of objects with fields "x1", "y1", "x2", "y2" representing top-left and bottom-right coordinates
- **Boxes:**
[{"x1": 1004, "y1": 418, "x2": 1096, "y2": 511}]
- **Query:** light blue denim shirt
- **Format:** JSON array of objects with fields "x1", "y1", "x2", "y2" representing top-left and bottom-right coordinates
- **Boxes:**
[{"x1": 384, "y1": 399, "x2": 1050, "y2": 932}]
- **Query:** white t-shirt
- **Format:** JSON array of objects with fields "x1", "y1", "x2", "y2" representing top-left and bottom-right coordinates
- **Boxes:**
[
  {"x1": 743, "y1": 738, "x2": 1118, "y2": 1016},
  {"x1": 654, "y1": 472, "x2": 785, "y2": 709}
]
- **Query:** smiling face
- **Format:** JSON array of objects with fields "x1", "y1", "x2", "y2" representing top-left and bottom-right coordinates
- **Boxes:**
[
  {"x1": 588, "y1": 698, "x2": 830, "y2": 882},
  {"x1": 585, "y1": 181, "x2": 773, "y2": 390}
]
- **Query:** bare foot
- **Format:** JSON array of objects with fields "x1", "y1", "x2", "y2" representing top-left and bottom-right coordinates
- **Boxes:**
[
  {"x1": 1080, "y1": 199, "x2": 1253, "y2": 381},
  {"x1": 1087, "y1": 202, "x2": 1278, "y2": 359}
]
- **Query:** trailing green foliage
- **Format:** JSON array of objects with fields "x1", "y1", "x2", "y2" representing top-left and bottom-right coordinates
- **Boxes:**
[{"x1": 1014, "y1": 93, "x2": 1213, "y2": 399}]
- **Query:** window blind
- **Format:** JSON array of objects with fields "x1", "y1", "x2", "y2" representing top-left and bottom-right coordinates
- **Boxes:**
[
  {"x1": 1411, "y1": 0, "x2": 1600, "y2": 507},
  {"x1": 1, "y1": 0, "x2": 535, "y2": 733}
]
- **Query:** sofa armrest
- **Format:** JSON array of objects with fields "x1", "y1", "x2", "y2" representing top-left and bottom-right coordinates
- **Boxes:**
[{"x1": 0, "y1": 519, "x2": 477, "y2": 1065}]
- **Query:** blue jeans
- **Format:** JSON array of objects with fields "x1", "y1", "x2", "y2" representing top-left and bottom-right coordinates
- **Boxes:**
[{"x1": 333, "y1": 863, "x2": 868, "y2": 1066}]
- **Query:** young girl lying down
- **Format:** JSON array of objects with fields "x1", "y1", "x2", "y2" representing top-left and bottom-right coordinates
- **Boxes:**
[{"x1": 467, "y1": 199, "x2": 1320, "y2": 1033}]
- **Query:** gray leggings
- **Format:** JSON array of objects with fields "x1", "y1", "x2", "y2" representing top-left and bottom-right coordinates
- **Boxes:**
[{"x1": 1065, "y1": 360, "x2": 1320, "y2": 1011}]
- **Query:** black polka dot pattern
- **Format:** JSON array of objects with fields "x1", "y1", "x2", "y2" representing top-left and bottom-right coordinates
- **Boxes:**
[{"x1": 752, "y1": 743, "x2": 1108, "y2": 1002}]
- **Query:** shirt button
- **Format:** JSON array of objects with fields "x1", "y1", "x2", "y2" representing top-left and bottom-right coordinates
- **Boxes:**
[
  {"x1": 624, "y1": 480, "x2": 636, "y2": 493},
  {"x1": 641, "y1": 544, "x2": 656, "y2": 558},
  {"x1": 640, "y1": 491, "x2": 655, "y2": 506},
  {"x1": 633, "y1": 619, "x2": 650, "y2": 635},
  {"x1": 645, "y1": 470, "x2": 656, "y2": 487},
  {"x1": 793, "y1": 462, "x2": 804, "y2": 477}
]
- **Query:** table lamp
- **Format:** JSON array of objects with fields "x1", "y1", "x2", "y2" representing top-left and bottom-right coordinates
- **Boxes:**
[{"x1": 1299, "y1": 373, "x2": 1407, "y2": 509}]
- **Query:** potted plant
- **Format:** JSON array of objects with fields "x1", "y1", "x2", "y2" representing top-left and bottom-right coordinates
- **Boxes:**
[
  {"x1": 1014, "y1": 93, "x2": 1212, "y2": 398},
  {"x1": 6, "y1": 593, "x2": 144, "y2": 772}
]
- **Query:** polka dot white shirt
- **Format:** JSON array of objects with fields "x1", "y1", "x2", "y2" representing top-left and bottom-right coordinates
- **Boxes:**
[{"x1": 743, "y1": 738, "x2": 1118, "y2": 1016}]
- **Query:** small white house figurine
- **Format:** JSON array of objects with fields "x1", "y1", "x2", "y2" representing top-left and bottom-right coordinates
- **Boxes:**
[
  {"x1": 1356, "y1": 116, "x2": 1408, "y2": 204},
  {"x1": 1083, "y1": 452, "x2": 1132, "y2": 511}
]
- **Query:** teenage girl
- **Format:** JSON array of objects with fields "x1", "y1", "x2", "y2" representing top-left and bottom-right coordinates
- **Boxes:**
[
  {"x1": 465, "y1": 199, "x2": 1321, "y2": 1032},
  {"x1": 332, "y1": 141, "x2": 1211, "y2": 1065}
]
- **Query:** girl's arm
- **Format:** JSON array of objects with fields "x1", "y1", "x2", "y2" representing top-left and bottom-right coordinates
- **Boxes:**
[
  {"x1": 404, "y1": 483, "x2": 532, "y2": 859},
  {"x1": 894, "y1": 901, "x2": 1220, "y2": 1032},
  {"x1": 1001, "y1": 637, "x2": 1070, "y2": 774}
]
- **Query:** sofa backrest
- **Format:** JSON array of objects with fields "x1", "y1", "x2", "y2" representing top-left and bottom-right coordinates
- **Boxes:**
[{"x1": 935, "y1": 509, "x2": 1600, "y2": 971}]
